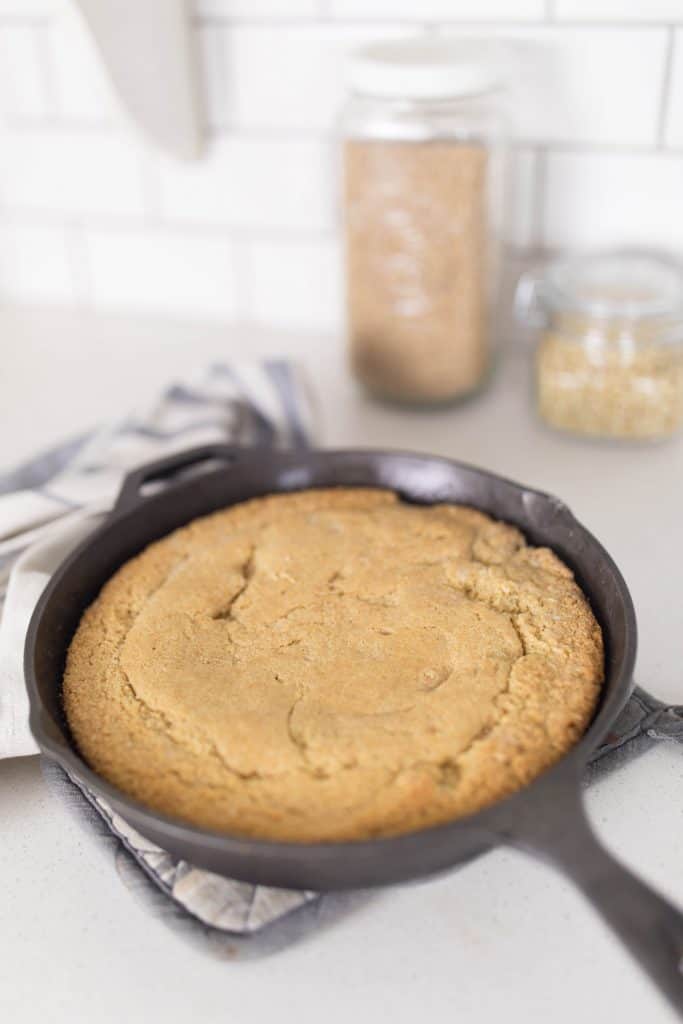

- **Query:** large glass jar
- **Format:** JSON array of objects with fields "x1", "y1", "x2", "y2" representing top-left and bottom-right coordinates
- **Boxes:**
[
  {"x1": 516, "y1": 251, "x2": 683, "y2": 441},
  {"x1": 340, "y1": 40, "x2": 509, "y2": 406}
]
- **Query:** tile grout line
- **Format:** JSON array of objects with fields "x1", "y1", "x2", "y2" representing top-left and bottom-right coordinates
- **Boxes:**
[
  {"x1": 0, "y1": 207, "x2": 340, "y2": 244},
  {"x1": 7, "y1": 113, "x2": 678, "y2": 157},
  {"x1": 657, "y1": 27, "x2": 676, "y2": 148},
  {"x1": 0, "y1": 115, "x2": 116, "y2": 134},
  {"x1": 0, "y1": 11, "x2": 682, "y2": 30},
  {"x1": 192, "y1": 15, "x2": 683, "y2": 30},
  {"x1": 7, "y1": 112, "x2": 683, "y2": 157},
  {"x1": 514, "y1": 139, "x2": 683, "y2": 156}
]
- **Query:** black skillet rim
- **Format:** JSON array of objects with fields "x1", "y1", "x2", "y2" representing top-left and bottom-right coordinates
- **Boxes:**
[{"x1": 23, "y1": 447, "x2": 638, "y2": 864}]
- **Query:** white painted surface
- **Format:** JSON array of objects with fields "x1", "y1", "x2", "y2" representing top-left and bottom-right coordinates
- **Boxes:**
[
  {"x1": 0, "y1": 223, "x2": 75, "y2": 302},
  {"x1": 0, "y1": 24, "x2": 47, "y2": 118},
  {"x1": 223, "y1": 24, "x2": 414, "y2": 131},
  {"x1": 554, "y1": 0, "x2": 683, "y2": 20},
  {"x1": 244, "y1": 235, "x2": 342, "y2": 328},
  {"x1": 156, "y1": 138, "x2": 334, "y2": 230},
  {"x1": 0, "y1": 0, "x2": 56, "y2": 12},
  {"x1": 0, "y1": 308, "x2": 682, "y2": 1023},
  {"x1": 47, "y1": 2, "x2": 115, "y2": 121},
  {"x1": 84, "y1": 228, "x2": 238, "y2": 318},
  {"x1": 505, "y1": 148, "x2": 538, "y2": 247},
  {"x1": 0, "y1": 130, "x2": 148, "y2": 216},
  {"x1": 438, "y1": 25, "x2": 669, "y2": 146},
  {"x1": 543, "y1": 151, "x2": 683, "y2": 248}
]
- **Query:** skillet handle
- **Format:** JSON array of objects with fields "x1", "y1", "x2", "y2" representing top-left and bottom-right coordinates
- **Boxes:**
[
  {"x1": 114, "y1": 443, "x2": 247, "y2": 514},
  {"x1": 508, "y1": 778, "x2": 683, "y2": 1015}
]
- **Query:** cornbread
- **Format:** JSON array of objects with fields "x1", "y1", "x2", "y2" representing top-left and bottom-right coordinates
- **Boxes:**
[{"x1": 63, "y1": 488, "x2": 603, "y2": 842}]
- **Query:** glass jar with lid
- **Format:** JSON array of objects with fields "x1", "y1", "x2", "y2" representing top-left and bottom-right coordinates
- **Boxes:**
[
  {"x1": 340, "y1": 39, "x2": 509, "y2": 406},
  {"x1": 516, "y1": 250, "x2": 683, "y2": 441}
]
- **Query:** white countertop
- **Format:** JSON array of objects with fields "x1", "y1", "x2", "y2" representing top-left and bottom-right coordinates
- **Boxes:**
[{"x1": 1, "y1": 307, "x2": 682, "y2": 1023}]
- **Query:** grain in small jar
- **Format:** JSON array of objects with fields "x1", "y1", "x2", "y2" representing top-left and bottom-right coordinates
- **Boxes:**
[
  {"x1": 517, "y1": 252, "x2": 683, "y2": 441},
  {"x1": 340, "y1": 40, "x2": 508, "y2": 406}
]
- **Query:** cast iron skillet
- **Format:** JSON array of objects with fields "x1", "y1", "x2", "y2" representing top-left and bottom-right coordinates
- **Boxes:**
[{"x1": 25, "y1": 444, "x2": 683, "y2": 1013}]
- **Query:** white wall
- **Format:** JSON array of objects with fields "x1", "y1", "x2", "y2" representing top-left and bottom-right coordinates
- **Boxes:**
[{"x1": 0, "y1": 0, "x2": 681, "y2": 329}]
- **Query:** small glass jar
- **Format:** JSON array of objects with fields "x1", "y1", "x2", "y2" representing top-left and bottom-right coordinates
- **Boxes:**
[
  {"x1": 516, "y1": 251, "x2": 683, "y2": 441},
  {"x1": 340, "y1": 39, "x2": 509, "y2": 406}
]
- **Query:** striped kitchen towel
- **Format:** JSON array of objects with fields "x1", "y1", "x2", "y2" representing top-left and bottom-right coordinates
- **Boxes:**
[
  {"x1": 0, "y1": 359, "x2": 326, "y2": 947},
  {"x1": 0, "y1": 360, "x2": 315, "y2": 759}
]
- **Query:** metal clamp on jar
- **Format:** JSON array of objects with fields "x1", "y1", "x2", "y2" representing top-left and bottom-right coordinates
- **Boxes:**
[
  {"x1": 516, "y1": 250, "x2": 683, "y2": 441},
  {"x1": 340, "y1": 39, "x2": 509, "y2": 406}
]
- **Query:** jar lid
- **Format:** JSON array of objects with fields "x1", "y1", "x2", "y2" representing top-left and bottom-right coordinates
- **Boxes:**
[
  {"x1": 347, "y1": 39, "x2": 503, "y2": 100},
  {"x1": 542, "y1": 250, "x2": 683, "y2": 321}
]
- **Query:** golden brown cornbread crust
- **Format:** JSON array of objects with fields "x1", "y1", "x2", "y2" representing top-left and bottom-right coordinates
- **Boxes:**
[{"x1": 63, "y1": 488, "x2": 603, "y2": 842}]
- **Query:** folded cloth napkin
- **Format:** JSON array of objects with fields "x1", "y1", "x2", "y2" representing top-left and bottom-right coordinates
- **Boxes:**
[{"x1": 2, "y1": 363, "x2": 682, "y2": 958}]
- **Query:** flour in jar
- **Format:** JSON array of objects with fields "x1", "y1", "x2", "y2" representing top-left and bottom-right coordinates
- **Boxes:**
[{"x1": 344, "y1": 139, "x2": 490, "y2": 404}]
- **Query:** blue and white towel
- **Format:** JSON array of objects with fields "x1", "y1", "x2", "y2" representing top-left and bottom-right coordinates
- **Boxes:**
[
  {"x1": 0, "y1": 361, "x2": 323, "y2": 947},
  {"x1": 0, "y1": 361, "x2": 315, "y2": 758}
]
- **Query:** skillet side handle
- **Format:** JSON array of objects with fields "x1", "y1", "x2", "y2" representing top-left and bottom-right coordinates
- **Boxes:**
[
  {"x1": 113, "y1": 443, "x2": 247, "y2": 515},
  {"x1": 508, "y1": 779, "x2": 683, "y2": 1015}
]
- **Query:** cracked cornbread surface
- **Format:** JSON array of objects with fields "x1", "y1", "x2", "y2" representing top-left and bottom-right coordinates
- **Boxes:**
[{"x1": 63, "y1": 488, "x2": 603, "y2": 842}]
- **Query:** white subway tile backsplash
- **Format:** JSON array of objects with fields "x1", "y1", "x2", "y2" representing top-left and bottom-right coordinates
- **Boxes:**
[
  {"x1": 0, "y1": 222, "x2": 75, "y2": 302},
  {"x1": 157, "y1": 137, "x2": 333, "y2": 229},
  {"x1": 555, "y1": 0, "x2": 683, "y2": 20},
  {"x1": 665, "y1": 30, "x2": 683, "y2": 146},
  {"x1": 244, "y1": 236, "x2": 342, "y2": 329},
  {"x1": 0, "y1": 0, "x2": 682, "y2": 328},
  {"x1": 0, "y1": 130, "x2": 146, "y2": 216},
  {"x1": 439, "y1": 27, "x2": 668, "y2": 146},
  {"x1": 196, "y1": 0, "x2": 320, "y2": 16},
  {"x1": 210, "y1": 22, "x2": 669, "y2": 148},
  {"x1": 47, "y1": 4, "x2": 115, "y2": 120},
  {"x1": 225, "y1": 24, "x2": 415, "y2": 130},
  {"x1": 86, "y1": 228, "x2": 238, "y2": 318},
  {"x1": 543, "y1": 151, "x2": 683, "y2": 249},
  {"x1": 0, "y1": 0, "x2": 56, "y2": 14},
  {"x1": 506, "y1": 148, "x2": 539, "y2": 248},
  {"x1": 0, "y1": 26, "x2": 47, "y2": 118},
  {"x1": 327, "y1": 0, "x2": 544, "y2": 20}
]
